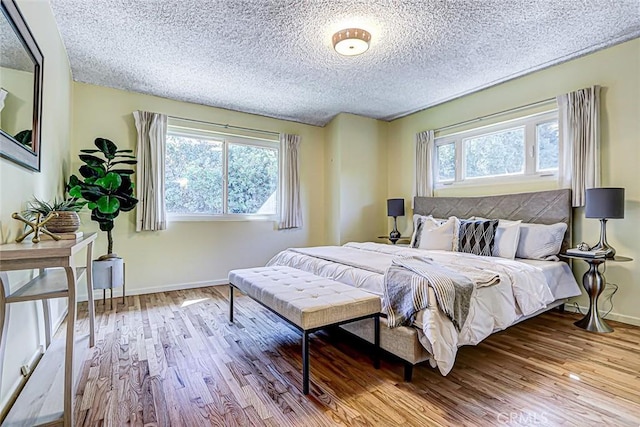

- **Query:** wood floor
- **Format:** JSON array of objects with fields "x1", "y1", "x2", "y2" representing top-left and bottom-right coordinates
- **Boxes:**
[{"x1": 72, "y1": 286, "x2": 640, "y2": 426}]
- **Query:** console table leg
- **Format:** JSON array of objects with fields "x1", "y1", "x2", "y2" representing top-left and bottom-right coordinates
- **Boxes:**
[
  {"x1": 85, "y1": 241, "x2": 95, "y2": 347},
  {"x1": 0, "y1": 273, "x2": 10, "y2": 401},
  {"x1": 63, "y1": 267, "x2": 77, "y2": 427}
]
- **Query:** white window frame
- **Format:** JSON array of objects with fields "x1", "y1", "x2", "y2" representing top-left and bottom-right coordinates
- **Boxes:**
[
  {"x1": 166, "y1": 125, "x2": 279, "y2": 222},
  {"x1": 434, "y1": 110, "x2": 559, "y2": 188}
]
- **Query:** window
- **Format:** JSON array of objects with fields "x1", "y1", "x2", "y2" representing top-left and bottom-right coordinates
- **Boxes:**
[
  {"x1": 165, "y1": 126, "x2": 278, "y2": 219},
  {"x1": 434, "y1": 110, "x2": 559, "y2": 186}
]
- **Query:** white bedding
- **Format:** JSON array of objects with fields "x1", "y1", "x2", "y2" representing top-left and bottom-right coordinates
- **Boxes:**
[
  {"x1": 267, "y1": 242, "x2": 581, "y2": 375},
  {"x1": 517, "y1": 258, "x2": 582, "y2": 300}
]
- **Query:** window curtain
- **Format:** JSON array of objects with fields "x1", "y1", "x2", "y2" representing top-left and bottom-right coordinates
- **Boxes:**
[
  {"x1": 278, "y1": 133, "x2": 302, "y2": 229},
  {"x1": 415, "y1": 130, "x2": 435, "y2": 197},
  {"x1": 557, "y1": 86, "x2": 601, "y2": 207},
  {"x1": 133, "y1": 111, "x2": 168, "y2": 231}
]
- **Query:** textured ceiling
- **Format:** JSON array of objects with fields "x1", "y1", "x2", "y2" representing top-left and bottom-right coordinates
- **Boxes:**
[{"x1": 49, "y1": 0, "x2": 640, "y2": 126}]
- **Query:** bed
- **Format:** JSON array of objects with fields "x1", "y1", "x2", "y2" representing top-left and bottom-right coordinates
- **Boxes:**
[{"x1": 266, "y1": 189, "x2": 581, "y2": 379}]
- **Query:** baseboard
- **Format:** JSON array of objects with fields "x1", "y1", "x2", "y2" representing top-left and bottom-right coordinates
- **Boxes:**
[
  {"x1": 0, "y1": 347, "x2": 42, "y2": 417},
  {"x1": 76, "y1": 278, "x2": 228, "y2": 302},
  {"x1": 563, "y1": 304, "x2": 640, "y2": 327}
]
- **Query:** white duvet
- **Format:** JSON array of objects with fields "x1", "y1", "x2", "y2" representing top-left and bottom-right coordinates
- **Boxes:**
[{"x1": 267, "y1": 242, "x2": 574, "y2": 375}]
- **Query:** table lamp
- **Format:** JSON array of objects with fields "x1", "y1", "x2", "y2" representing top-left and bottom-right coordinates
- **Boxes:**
[
  {"x1": 387, "y1": 198, "x2": 405, "y2": 244},
  {"x1": 585, "y1": 187, "x2": 624, "y2": 258}
]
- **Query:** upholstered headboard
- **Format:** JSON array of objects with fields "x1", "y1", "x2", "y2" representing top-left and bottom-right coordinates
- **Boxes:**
[{"x1": 413, "y1": 189, "x2": 572, "y2": 254}]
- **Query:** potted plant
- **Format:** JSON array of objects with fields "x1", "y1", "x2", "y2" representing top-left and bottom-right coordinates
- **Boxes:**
[
  {"x1": 68, "y1": 137, "x2": 138, "y2": 292},
  {"x1": 23, "y1": 197, "x2": 85, "y2": 234}
]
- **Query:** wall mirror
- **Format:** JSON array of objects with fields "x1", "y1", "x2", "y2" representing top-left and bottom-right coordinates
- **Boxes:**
[{"x1": 0, "y1": 0, "x2": 43, "y2": 172}]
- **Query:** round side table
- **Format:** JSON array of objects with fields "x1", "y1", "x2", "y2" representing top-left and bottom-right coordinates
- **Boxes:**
[
  {"x1": 560, "y1": 254, "x2": 632, "y2": 333},
  {"x1": 376, "y1": 235, "x2": 410, "y2": 245}
]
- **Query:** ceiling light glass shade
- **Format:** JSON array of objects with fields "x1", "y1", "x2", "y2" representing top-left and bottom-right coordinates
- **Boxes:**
[{"x1": 332, "y1": 28, "x2": 371, "y2": 56}]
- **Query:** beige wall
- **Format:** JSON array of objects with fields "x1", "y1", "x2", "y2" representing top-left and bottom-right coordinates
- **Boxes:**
[
  {"x1": 324, "y1": 113, "x2": 388, "y2": 244},
  {"x1": 388, "y1": 38, "x2": 640, "y2": 325},
  {"x1": 71, "y1": 83, "x2": 327, "y2": 297},
  {"x1": 324, "y1": 116, "x2": 342, "y2": 244},
  {"x1": 0, "y1": 0, "x2": 73, "y2": 412}
]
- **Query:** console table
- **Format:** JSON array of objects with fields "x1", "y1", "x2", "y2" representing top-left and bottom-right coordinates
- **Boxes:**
[
  {"x1": 0, "y1": 232, "x2": 97, "y2": 426},
  {"x1": 560, "y1": 253, "x2": 632, "y2": 333}
]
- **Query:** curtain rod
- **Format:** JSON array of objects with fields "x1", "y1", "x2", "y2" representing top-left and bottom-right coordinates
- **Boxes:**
[
  {"x1": 168, "y1": 115, "x2": 280, "y2": 137},
  {"x1": 434, "y1": 97, "x2": 556, "y2": 134}
]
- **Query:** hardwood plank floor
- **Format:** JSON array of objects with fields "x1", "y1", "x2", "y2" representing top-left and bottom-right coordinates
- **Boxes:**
[{"x1": 72, "y1": 286, "x2": 640, "y2": 426}]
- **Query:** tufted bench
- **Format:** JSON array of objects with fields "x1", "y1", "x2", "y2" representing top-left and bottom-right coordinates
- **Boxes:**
[{"x1": 228, "y1": 265, "x2": 381, "y2": 394}]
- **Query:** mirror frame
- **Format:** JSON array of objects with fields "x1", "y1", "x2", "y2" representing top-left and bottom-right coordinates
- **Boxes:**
[{"x1": 0, "y1": 0, "x2": 43, "y2": 172}]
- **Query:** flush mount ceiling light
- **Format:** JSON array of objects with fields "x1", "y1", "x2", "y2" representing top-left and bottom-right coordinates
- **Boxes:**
[{"x1": 332, "y1": 28, "x2": 371, "y2": 56}]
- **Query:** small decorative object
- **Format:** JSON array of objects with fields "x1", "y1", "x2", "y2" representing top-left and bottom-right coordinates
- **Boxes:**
[
  {"x1": 585, "y1": 187, "x2": 625, "y2": 258},
  {"x1": 387, "y1": 198, "x2": 405, "y2": 244},
  {"x1": 23, "y1": 197, "x2": 85, "y2": 234},
  {"x1": 12, "y1": 211, "x2": 60, "y2": 243},
  {"x1": 577, "y1": 242, "x2": 591, "y2": 251}
]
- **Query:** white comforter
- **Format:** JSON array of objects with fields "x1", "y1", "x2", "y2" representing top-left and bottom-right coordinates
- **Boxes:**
[{"x1": 267, "y1": 242, "x2": 557, "y2": 375}]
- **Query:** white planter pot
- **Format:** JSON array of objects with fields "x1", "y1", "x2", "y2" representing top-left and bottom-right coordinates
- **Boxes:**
[{"x1": 92, "y1": 257, "x2": 124, "y2": 290}]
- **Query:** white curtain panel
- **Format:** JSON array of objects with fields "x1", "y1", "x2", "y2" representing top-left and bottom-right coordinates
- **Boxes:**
[
  {"x1": 278, "y1": 133, "x2": 302, "y2": 229},
  {"x1": 133, "y1": 110, "x2": 168, "y2": 231},
  {"x1": 557, "y1": 86, "x2": 601, "y2": 207},
  {"x1": 415, "y1": 130, "x2": 435, "y2": 197}
]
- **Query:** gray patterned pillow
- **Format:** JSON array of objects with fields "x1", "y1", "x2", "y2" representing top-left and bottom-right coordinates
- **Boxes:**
[{"x1": 457, "y1": 219, "x2": 499, "y2": 256}]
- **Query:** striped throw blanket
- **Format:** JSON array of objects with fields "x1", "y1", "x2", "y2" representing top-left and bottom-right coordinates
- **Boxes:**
[{"x1": 383, "y1": 256, "x2": 500, "y2": 331}]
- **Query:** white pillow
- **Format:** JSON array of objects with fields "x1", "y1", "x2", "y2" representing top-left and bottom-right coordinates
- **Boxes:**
[
  {"x1": 472, "y1": 217, "x2": 522, "y2": 259},
  {"x1": 516, "y1": 222, "x2": 567, "y2": 260},
  {"x1": 412, "y1": 216, "x2": 459, "y2": 251},
  {"x1": 493, "y1": 219, "x2": 522, "y2": 259}
]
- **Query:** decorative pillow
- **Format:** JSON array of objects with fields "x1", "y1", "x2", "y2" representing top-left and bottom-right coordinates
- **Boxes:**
[
  {"x1": 410, "y1": 214, "x2": 432, "y2": 247},
  {"x1": 516, "y1": 222, "x2": 567, "y2": 260},
  {"x1": 473, "y1": 217, "x2": 522, "y2": 259},
  {"x1": 456, "y1": 219, "x2": 499, "y2": 256},
  {"x1": 411, "y1": 216, "x2": 459, "y2": 251},
  {"x1": 492, "y1": 219, "x2": 522, "y2": 259}
]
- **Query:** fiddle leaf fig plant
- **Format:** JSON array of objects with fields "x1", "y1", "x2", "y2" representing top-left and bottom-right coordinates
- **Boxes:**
[{"x1": 68, "y1": 137, "x2": 138, "y2": 257}]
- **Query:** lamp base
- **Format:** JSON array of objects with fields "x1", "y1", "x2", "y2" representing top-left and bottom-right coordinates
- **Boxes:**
[
  {"x1": 389, "y1": 217, "x2": 400, "y2": 244},
  {"x1": 592, "y1": 218, "x2": 615, "y2": 258}
]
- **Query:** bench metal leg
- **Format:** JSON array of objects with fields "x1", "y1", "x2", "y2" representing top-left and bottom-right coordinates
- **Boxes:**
[
  {"x1": 229, "y1": 285, "x2": 234, "y2": 323},
  {"x1": 374, "y1": 314, "x2": 380, "y2": 369},
  {"x1": 302, "y1": 330, "x2": 310, "y2": 394}
]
